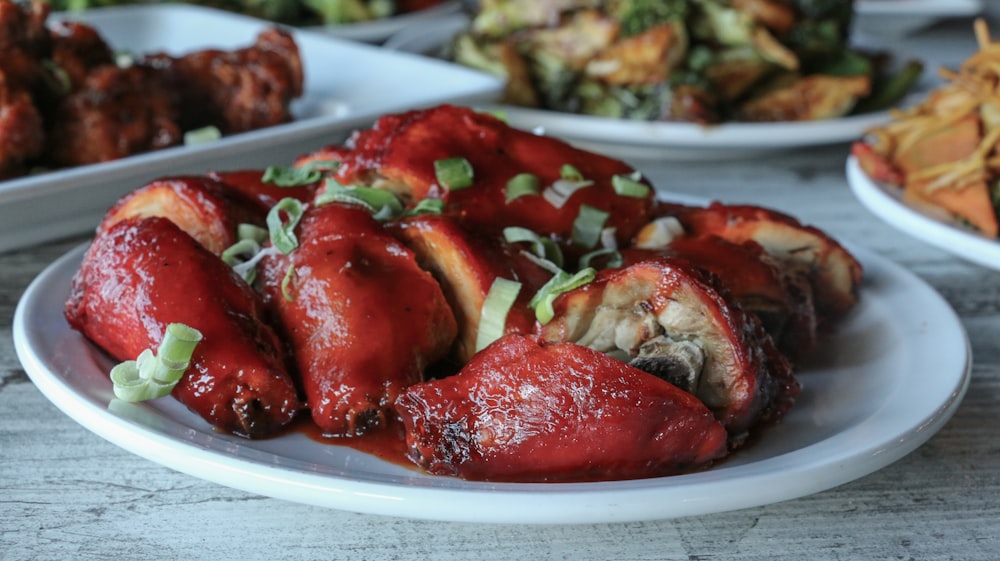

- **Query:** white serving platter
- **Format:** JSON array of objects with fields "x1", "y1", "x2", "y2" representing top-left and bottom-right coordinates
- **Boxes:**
[
  {"x1": 0, "y1": 4, "x2": 502, "y2": 253},
  {"x1": 14, "y1": 238, "x2": 970, "y2": 524}
]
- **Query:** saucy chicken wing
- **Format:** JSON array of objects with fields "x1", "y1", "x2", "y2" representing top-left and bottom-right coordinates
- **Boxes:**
[
  {"x1": 65, "y1": 216, "x2": 302, "y2": 437},
  {"x1": 396, "y1": 334, "x2": 728, "y2": 482},
  {"x1": 259, "y1": 202, "x2": 457, "y2": 436}
]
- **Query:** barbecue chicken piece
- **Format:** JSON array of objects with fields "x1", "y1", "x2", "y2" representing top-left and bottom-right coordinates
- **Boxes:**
[
  {"x1": 651, "y1": 202, "x2": 862, "y2": 323},
  {"x1": 259, "y1": 202, "x2": 457, "y2": 437},
  {"x1": 536, "y1": 257, "x2": 796, "y2": 439},
  {"x1": 624, "y1": 234, "x2": 818, "y2": 362},
  {"x1": 0, "y1": 84, "x2": 44, "y2": 178},
  {"x1": 323, "y1": 104, "x2": 655, "y2": 256},
  {"x1": 65, "y1": 216, "x2": 302, "y2": 437},
  {"x1": 0, "y1": 0, "x2": 49, "y2": 177},
  {"x1": 47, "y1": 64, "x2": 182, "y2": 167},
  {"x1": 390, "y1": 214, "x2": 551, "y2": 364},
  {"x1": 396, "y1": 334, "x2": 728, "y2": 482},
  {"x1": 146, "y1": 28, "x2": 303, "y2": 134},
  {"x1": 48, "y1": 19, "x2": 114, "y2": 91}
]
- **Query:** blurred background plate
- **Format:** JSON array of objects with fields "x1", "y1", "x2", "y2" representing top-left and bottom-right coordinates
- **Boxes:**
[
  {"x1": 0, "y1": 4, "x2": 502, "y2": 253},
  {"x1": 305, "y1": 0, "x2": 462, "y2": 42},
  {"x1": 854, "y1": 0, "x2": 983, "y2": 36}
]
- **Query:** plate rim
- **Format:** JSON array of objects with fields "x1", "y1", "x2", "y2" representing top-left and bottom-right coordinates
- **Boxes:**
[
  {"x1": 13, "y1": 240, "x2": 971, "y2": 524},
  {"x1": 846, "y1": 155, "x2": 1000, "y2": 271}
]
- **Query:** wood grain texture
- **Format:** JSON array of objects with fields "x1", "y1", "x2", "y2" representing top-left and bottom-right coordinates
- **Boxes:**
[{"x1": 4, "y1": 19, "x2": 1000, "y2": 561}]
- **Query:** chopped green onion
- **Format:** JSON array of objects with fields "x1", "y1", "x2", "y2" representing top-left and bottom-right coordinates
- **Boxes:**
[
  {"x1": 41, "y1": 59, "x2": 71, "y2": 95},
  {"x1": 612, "y1": 171, "x2": 651, "y2": 198},
  {"x1": 281, "y1": 264, "x2": 296, "y2": 301},
  {"x1": 503, "y1": 226, "x2": 564, "y2": 268},
  {"x1": 505, "y1": 173, "x2": 540, "y2": 202},
  {"x1": 434, "y1": 157, "x2": 474, "y2": 190},
  {"x1": 480, "y1": 108, "x2": 509, "y2": 122},
  {"x1": 221, "y1": 239, "x2": 263, "y2": 284},
  {"x1": 560, "y1": 164, "x2": 584, "y2": 182},
  {"x1": 529, "y1": 268, "x2": 596, "y2": 324},
  {"x1": 404, "y1": 198, "x2": 446, "y2": 216},
  {"x1": 315, "y1": 179, "x2": 404, "y2": 221},
  {"x1": 262, "y1": 165, "x2": 322, "y2": 187},
  {"x1": 542, "y1": 177, "x2": 594, "y2": 208},
  {"x1": 475, "y1": 278, "x2": 522, "y2": 352},
  {"x1": 571, "y1": 205, "x2": 610, "y2": 249},
  {"x1": 114, "y1": 49, "x2": 135, "y2": 68},
  {"x1": 267, "y1": 198, "x2": 304, "y2": 254},
  {"x1": 183, "y1": 126, "x2": 222, "y2": 146},
  {"x1": 237, "y1": 223, "x2": 268, "y2": 244},
  {"x1": 109, "y1": 323, "x2": 203, "y2": 402},
  {"x1": 578, "y1": 248, "x2": 623, "y2": 270}
]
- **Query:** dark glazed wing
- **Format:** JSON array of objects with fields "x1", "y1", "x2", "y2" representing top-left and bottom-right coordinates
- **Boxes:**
[
  {"x1": 260, "y1": 203, "x2": 457, "y2": 437},
  {"x1": 65, "y1": 216, "x2": 302, "y2": 438},
  {"x1": 396, "y1": 334, "x2": 728, "y2": 482},
  {"x1": 537, "y1": 257, "x2": 796, "y2": 440}
]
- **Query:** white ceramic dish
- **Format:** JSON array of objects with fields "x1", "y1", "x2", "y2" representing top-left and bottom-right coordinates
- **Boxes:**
[
  {"x1": 855, "y1": 0, "x2": 983, "y2": 37},
  {"x1": 0, "y1": 4, "x2": 502, "y2": 254},
  {"x1": 307, "y1": 1, "x2": 462, "y2": 42},
  {"x1": 847, "y1": 156, "x2": 1000, "y2": 271},
  {"x1": 14, "y1": 239, "x2": 970, "y2": 524},
  {"x1": 383, "y1": 14, "x2": 905, "y2": 161}
]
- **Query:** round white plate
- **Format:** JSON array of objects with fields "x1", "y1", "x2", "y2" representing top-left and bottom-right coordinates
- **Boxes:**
[
  {"x1": 14, "y1": 241, "x2": 969, "y2": 524},
  {"x1": 847, "y1": 156, "x2": 1000, "y2": 271},
  {"x1": 854, "y1": 0, "x2": 983, "y2": 37},
  {"x1": 384, "y1": 14, "x2": 901, "y2": 160},
  {"x1": 306, "y1": 1, "x2": 462, "y2": 42}
]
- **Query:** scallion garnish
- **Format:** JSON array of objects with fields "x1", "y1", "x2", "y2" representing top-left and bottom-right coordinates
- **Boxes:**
[
  {"x1": 578, "y1": 247, "x2": 623, "y2": 270},
  {"x1": 505, "y1": 173, "x2": 540, "y2": 202},
  {"x1": 560, "y1": 164, "x2": 584, "y2": 182},
  {"x1": 315, "y1": 179, "x2": 404, "y2": 221},
  {"x1": 281, "y1": 264, "x2": 296, "y2": 302},
  {"x1": 221, "y1": 238, "x2": 264, "y2": 284},
  {"x1": 267, "y1": 198, "x2": 304, "y2": 254},
  {"x1": 183, "y1": 126, "x2": 222, "y2": 146},
  {"x1": 41, "y1": 59, "x2": 71, "y2": 96},
  {"x1": 612, "y1": 171, "x2": 651, "y2": 198},
  {"x1": 434, "y1": 157, "x2": 474, "y2": 190},
  {"x1": 262, "y1": 165, "x2": 322, "y2": 187},
  {"x1": 109, "y1": 323, "x2": 203, "y2": 402},
  {"x1": 404, "y1": 198, "x2": 446, "y2": 216},
  {"x1": 475, "y1": 278, "x2": 522, "y2": 352},
  {"x1": 237, "y1": 223, "x2": 268, "y2": 244},
  {"x1": 529, "y1": 268, "x2": 596, "y2": 324},
  {"x1": 571, "y1": 205, "x2": 610, "y2": 249},
  {"x1": 503, "y1": 226, "x2": 564, "y2": 268}
]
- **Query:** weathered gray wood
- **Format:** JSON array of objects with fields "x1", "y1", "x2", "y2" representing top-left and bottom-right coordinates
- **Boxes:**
[{"x1": 3, "y1": 18, "x2": 999, "y2": 561}]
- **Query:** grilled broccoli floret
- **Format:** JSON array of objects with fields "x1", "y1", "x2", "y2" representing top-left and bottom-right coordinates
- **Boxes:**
[{"x1": 607, "y1": 0, "x2": 689, "y2": 38}]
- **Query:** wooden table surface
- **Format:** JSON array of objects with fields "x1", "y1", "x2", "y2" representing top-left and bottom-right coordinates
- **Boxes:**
[{"x1": 3, "y1": 16, "x2": 999, "y2": 561}]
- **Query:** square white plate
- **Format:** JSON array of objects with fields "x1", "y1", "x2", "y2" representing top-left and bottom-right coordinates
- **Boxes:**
[{"x1": 0, "y1": 3, "x2": 502, "y2": 253}]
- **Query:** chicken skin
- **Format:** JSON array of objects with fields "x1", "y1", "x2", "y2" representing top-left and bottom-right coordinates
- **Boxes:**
[
  {"x1": 65, "y1": 216, "x2": 302, "y2": 437},
  {"x1": 396, "y1": 334, "x2": 729, "y2": 482},
  {"x1": 260, "y1": 202, "x2": 457, "y2": 437}
]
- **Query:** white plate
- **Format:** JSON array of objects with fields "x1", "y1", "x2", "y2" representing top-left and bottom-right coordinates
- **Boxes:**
[
  {"x1": 307, "y1": 1, "x2": 463, "y2": 42},
  {"x1": 855, "y1": 0, "x2": 983, "y2": 37},
  {"x1": 383, "y1": 14, "x2": 903, "y2": 161},
  {"x1": 0, "y1": 4, "x2": 502, "y2": 254},
  {"x1": 13, "y1": 240, "x2": 970, "y2": 524},
  {"x1": 847, "y1": 156, "x2": 1000, "y2": 270}
]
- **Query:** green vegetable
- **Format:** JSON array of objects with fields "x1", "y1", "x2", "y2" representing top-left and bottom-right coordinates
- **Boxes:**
[
  {"x1": 854, "y1": 60, "x2": 924, "y2": 113},
  {"x1": 183, "y1": 126, "x2": 222, "y2": 146},
  {"x1": 529, "y1": 268, "x2": 596, "y2": 324},
  {"x1": 109, "y1": 323, "x2": 203, "y2": 402},
  {"x1": 571, "y1": 205, "x2": 610, "y2": 249},
  {"x1": 302, "y1": 0, "x2": 393, "y2": 24},
  {"x1": 267, "y1": 198, "x2": 305, "y2": 254},
  {"x1": 434, "y1": 157, "x2": 475, "y2": 190},
  {"x1": 609, "y1": 0, "x2": 689, "y2": 37},
  {"x1": 503, "y1": 226, "x2": 564, "y2": 269},
  {"x1": 505, "y1": 173, "x2": 540, "y2": 202},
  {"x1": 578, "y1": 248, "x2": 623, "y2": 270},
  {"x1": 404, "y1": 198, "x2": 446, "y2": 216},
  {"x1": 475, "y1": 277, "x2": 522, "y2": 352},
  {"x1": 262, "y1": 165, "x2": 322, "y2": 187},
  {"x1": 315, "y1": 179, "x2": 404, "y2": 220},
  {"x1": 612, "y1": 172, "x2": 651, "y2": 198}
]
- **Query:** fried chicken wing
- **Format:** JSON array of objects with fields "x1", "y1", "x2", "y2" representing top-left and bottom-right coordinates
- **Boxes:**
[
  {"x1": 65, "y1": 216, "x2": 302, "y2": 437},
  {"x1": 146, "y1": 27, "x2": 303, "y2": 134},
  {"x1": 396, "y1": 334, "x2": 729, "y2": 482},
  {"x1": 260, "y1": 203, "x2": 457, "y2": 436}
]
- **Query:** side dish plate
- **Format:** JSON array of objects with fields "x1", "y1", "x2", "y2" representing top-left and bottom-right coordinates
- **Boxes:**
[
  {"x1": 308, "y1": 1, "x2": 462, "y2": 42},
  {"x1": 0, "y1": 4, "x2": 502, "y2": 253},
  {"x1": 847, "y1": 156, "x2": 1000, "y2": 271},
  {"x1": 383, "y1": 14, "x2": 902, "y2": 160},
  {"x1": 14, "y1": 236, "x2": 970, "y2": 524}
]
